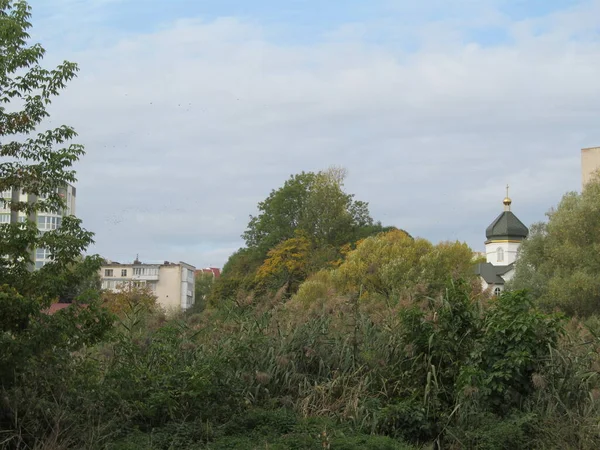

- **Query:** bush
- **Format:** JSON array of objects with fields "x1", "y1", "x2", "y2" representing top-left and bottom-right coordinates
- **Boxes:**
[{"x1": 447, "y1": 412, "x2": 538, "y2": 450}]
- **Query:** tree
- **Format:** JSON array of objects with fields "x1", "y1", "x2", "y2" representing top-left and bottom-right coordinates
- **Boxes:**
[
  {"x1": 192, "y1": 270, "x2": 216, "y2": 312},
  {"x1": 102, "y1": 283, "x2": 158, "y2": 316},
  {"x1": 0, "y1": 0, "x2": 98, "y2": 304},
  {"x1": 255, "y1": 231, "x2": 313, "y2": 293},
  {"x1": 210, "y1": 167, "x2": 391, "y2": 302},
  {"x1": 0, "y1": 0, "x2": 113, "y2": 405},
  {"x1": 331, "y1": 229, "x2": 476, "y2": 301},
  {"x1": 207, "y1": 247, "x2": 264, "y2": 304},
  {"x1": 242, "y1": 167, "x2": 377, "y2": 254},
  {"x1": 297, "y1": 167, "x2": 372, "y2": 246},
  {"x1": 509, "y1": 175, "x2": 600, "y2": 316}
]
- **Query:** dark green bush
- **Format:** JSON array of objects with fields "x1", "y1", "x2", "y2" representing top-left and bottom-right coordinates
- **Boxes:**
[{"x1": 446, "y1": 412, "x2": 538, "y2": 450}]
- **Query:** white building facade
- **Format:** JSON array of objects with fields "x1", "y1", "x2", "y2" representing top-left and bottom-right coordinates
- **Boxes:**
[
  {"x1": 0, "y1": 184, "x2": 77, "y2": 269},
  {"x1": 100, "y1": 259, "x2": 196, "y2": 312}
]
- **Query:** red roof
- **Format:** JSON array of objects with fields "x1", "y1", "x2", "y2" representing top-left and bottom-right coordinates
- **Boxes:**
[
  {"x1": 44, "y1": 303, "x2": 92, "y2": 315},
  {"x1": 44, "y1": 303, "x2": 72, "y2": 315},
  {"x1": 196, "y1": 267, "x2": 221, "y2": 278}
]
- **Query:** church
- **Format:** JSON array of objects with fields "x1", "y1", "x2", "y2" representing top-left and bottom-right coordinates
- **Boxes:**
[{"x1": 475, "y1": 188, "x2": 529, "y2": 296}]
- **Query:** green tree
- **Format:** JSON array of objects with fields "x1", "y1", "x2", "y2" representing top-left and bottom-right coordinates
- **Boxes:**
[
  {"x1": 207, "y1": 247, "x2": 264, "y2": 304},
  {"x1": 457, "y1": 290, "x2": 563, "y2": 413},
  {"x1": 243, "y1": 167, "x2": 377, "y2": 253},
  {"x1": 509, "y1": 175, "x2": 600, "y2": 316},
  {"x1": 0, "y1": 0, "x2": 113, "y2": 416},
  {"x1": 192, "y1": 270, "x2": 216, "y2": 311},
  {"x1": 0, "y1": 0, "x2": 99, "y2": 303}
]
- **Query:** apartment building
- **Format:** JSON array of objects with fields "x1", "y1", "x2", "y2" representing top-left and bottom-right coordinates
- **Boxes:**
[
  {"x1": 581, "y1": 146, "x2": 600, "y2": 189},
  {"x1": 100, "y1": 259, "x2": 196, "y2": 312},
  {"x1": 0, "y1": 184, "x2": 77, "y2": 269}
]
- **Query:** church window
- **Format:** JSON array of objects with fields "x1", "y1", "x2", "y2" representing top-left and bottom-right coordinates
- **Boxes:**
[
  {"x1": 494, "y1": 287, "x2": 502, "y2": 296},
  {"x1": 497, "y1": 247, "x2": 504, "y2": 263}
]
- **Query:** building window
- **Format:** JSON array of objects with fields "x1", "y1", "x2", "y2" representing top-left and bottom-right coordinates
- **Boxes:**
[
  {"x1": 497, "y1": 247, "x2": 504, "y2": 263},
  {"x1": 0, "y1": 214, "x2": 9, "y2": 224},
  {"x1": 36, "y1": 247, "x2": 52, "y2": 260},
  {"x1": 37, "y1": 215, "x2": 62, "y2": 231},
  {"x1": 494, "y1": 287, "x2": 502, "y2": 296},
  {"x1": 105, "y1": 269, "x2": 114, "y2": 277},
  {"x1": 133, "y1": 267, "x2": 158, "y2": 276},
  {"x1": 121, "y1": 269, "x2": 127, "y2": 277},
  {"x1": 102, "y1": 279, "x2": 117, "y2": 289}
]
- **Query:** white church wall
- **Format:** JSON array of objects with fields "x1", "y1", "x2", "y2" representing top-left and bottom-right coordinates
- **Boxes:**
[{"x1": 485, "y1": 241, "x2": 521, "y2": 265}]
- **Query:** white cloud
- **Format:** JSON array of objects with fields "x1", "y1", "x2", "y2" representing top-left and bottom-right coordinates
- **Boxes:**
[{"x1": 24, "y1": 0, "x2": 600, "y2": 267}]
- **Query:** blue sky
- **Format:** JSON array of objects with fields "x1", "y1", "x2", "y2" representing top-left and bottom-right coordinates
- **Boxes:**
[{"x1": 23, "y1": 0, "x2": 600, "y2": 267}]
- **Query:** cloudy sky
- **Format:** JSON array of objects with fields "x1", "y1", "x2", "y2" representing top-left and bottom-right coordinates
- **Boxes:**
[{"x1": 26, "y1": 0, "x2": 600, "y2": 268}]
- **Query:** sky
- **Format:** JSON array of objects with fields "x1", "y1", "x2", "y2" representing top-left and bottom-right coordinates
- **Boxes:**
[{"x1": 23, "y1": 0, "x2": 600, "y2": 268}]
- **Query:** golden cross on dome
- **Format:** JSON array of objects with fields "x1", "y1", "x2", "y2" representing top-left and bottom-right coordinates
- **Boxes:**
[{"x1": 503, "y1": 184, "x2": 512, "y2": 211}]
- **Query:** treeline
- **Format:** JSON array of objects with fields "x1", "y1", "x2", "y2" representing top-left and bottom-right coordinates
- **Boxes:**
[{"x1": 207, "y1": 167, "x2": 401, "y2": 303}]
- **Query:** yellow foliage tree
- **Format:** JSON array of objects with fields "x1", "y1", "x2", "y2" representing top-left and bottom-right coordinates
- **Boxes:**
[
  {"x1": 295, "y1": 229, "x2": 475, "y2": 304},
  {"x1": 256, "y1": 232, "x2": 313, "y2": 293},
  {"x1": 102, "y1": 283, "x2": 158, "y2": 316}
]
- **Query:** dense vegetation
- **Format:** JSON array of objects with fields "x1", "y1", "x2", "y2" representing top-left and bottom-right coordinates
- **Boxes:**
[
  {"x1": 509, "y1": 173, "x2": 600, "y2": 317},
  {"x1": 1, "y1": 2, "x2": 600, "y2": 449},
  {"x1": 208, "y1": 167, "x2": 400, "y2": 304}
]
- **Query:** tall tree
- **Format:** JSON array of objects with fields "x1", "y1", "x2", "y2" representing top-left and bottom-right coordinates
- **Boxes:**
[
  {"x1": 243, "y1": 167, "x2": 376, "y2": 253},
  {"x1": 509, "y1": 175, "x2": 600, "y2": 316},
  {"x1": 0, "y1": 0, "x2": 97, "y2": 303},
  {"x1": 0, "y1": 0, "x2": 114, "y2": 402}
]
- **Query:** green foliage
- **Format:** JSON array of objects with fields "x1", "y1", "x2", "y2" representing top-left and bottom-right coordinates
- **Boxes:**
[
  {"x1": 4, "y1": 277, "x2": 599, "y2": 449},
  {"x1": 447, "y1": 411, "x2": 539, "y2": 450},
  {"x1": 101, "y1": 322, "x2": 246, "y2": 434},
  {"x1": 0, "y1": 0, "x2": 97, "y2": 297},
  {"x1": 0, "y1": 284, "x2": 113, "y2": 387},
  {"x1": 108, "y1": 411, "x2": 415, "y2": 450},
  {"x1": 457, "y1": 290, "x2": 563, "y2": 413},
  {"x1": 510, "y1": 176, "x2": 600, "y2": 316},
  {"x1": 0, "y1": 4, "x2": 116, "y2": 447},
  {"x1": 208, "y1": 247, "x2": 263, "y2": 304},
  {"x1": 243, "y1": 167, "x2": 375, "y2": 253},
  {"x1": 0, "y1": 287, "x2": 114, "y2": 448},
  {"x1": 376, "y1": 398, "x2": 435, "y2": 443},
  {"x1": 192, "y1": 271, "x2": 216, "y2": 312}
]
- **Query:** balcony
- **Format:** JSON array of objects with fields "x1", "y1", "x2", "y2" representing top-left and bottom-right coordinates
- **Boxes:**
[{"x1": 131, "y1": 266, "x2": 160, "y2": 281}]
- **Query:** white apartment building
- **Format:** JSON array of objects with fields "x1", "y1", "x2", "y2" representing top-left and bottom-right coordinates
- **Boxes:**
[
  {"x1": 0, "y1": 184, "x2": 77, "y2": 269},
  {"x1": 100, "y1": 259, "x2": 196, "y2": 312}
]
